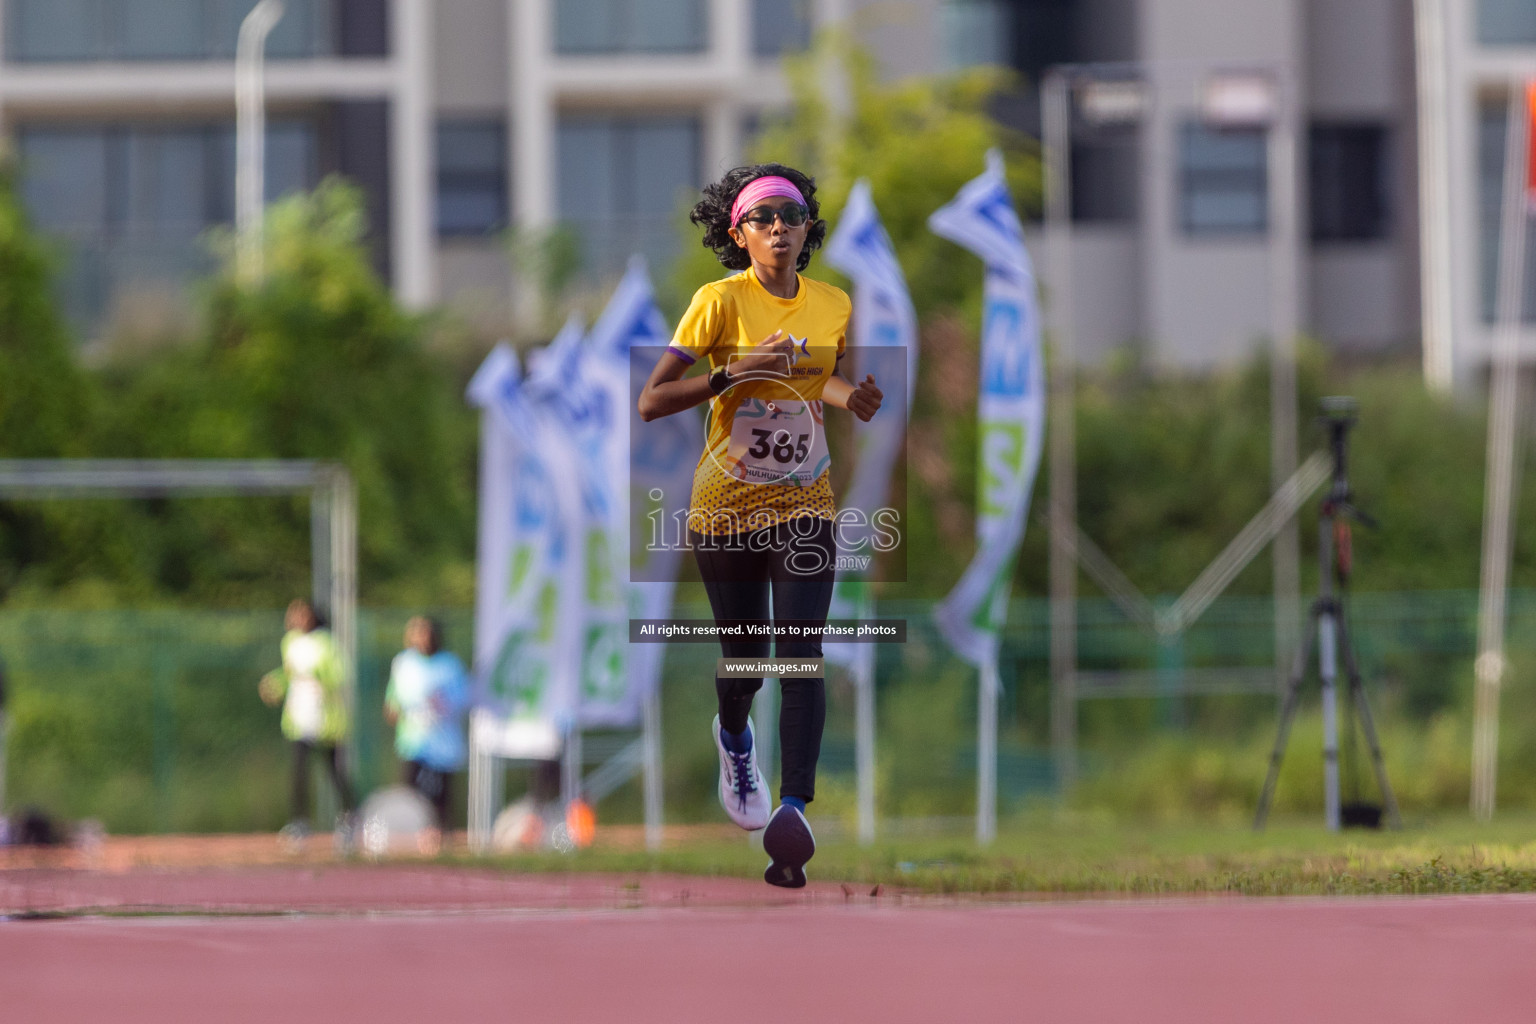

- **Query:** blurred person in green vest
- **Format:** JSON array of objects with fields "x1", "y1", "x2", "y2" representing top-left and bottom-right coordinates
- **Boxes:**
[{"x1": 259, "y1": 598, "x2": 356, "y2": 848}]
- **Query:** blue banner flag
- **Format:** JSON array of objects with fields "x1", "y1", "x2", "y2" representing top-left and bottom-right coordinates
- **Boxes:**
[
  {"x1": 465, "y1": 342, "x2": 581, "y2": 758},
  {"x1": 822, "y1": 180, "x2": 918, "y2": 675},
  {"x1": 927, "y1": 150, "x2": 1047, "y2": 673},
  {"x1": 582, "y1": 258, "x2": 701, "y2": 726}
]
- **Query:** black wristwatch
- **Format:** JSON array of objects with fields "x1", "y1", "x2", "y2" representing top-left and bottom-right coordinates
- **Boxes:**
[{"x1": 708, "y1": 364, "x2": 733, "y2": 395}]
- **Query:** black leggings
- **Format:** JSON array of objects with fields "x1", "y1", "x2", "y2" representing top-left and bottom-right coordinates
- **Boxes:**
[
  {"x1": 402, "y1": 760, "x2": 452, "y2": 828},
  {"x1": 290, "y1": 740, "x2": 355, "y2": 823},
  {"x1": 691, "y1": 518, "x2": 836, "y2": 803}
]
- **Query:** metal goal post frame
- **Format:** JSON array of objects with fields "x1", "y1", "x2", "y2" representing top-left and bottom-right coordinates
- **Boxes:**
[{"x1": 0, "y1": 459, "x2": 357, "y2": 820}]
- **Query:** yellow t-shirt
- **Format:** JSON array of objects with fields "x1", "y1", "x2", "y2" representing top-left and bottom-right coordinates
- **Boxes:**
[{"x1": 668, "y1": 269, "x2": 851, "y2": 536}]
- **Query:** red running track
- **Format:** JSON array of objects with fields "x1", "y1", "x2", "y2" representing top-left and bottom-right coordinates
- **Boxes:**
[{"x1": 4, "y1": 877, "x2": 1535, "y2": 1023}]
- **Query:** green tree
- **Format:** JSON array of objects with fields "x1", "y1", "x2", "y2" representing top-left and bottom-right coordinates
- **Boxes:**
[
  {"x1": 0, "y1": 167, "x2": 144, "y2": 602},
  {"x1": 103, "y1": 179, "x2": 476, "y2": 604},
  {"x1": 0, "y1": 167, "x2": 90, "y2": 458}
]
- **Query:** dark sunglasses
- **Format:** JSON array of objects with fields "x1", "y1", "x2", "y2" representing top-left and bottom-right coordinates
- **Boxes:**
[{"x1": 737, "y1": 202, "x2": 810, "y2": 229}]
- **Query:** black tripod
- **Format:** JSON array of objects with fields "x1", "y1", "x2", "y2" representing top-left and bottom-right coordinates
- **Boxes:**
[{"x1": 1255, "y1": 397, "x2": 1401, "y2": 831}]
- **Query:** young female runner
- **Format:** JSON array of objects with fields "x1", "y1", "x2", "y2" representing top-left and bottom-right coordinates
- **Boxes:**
[{"x1": 638, "y1": 163, "x2": 882, "y2": 887}]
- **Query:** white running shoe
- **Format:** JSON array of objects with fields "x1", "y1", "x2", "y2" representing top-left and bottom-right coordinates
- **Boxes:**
[
  {"x1": 762, "y1": 804, "x2": 815, "y2": 889},
  {"x1": 713, "y1": 715, "x2": 771, "y2": 831}
]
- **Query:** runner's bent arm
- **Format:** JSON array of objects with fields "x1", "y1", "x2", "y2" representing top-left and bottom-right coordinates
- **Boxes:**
[
  {"x1": 637, "y1": 352, "x2": 716, "y2": 421},
  {"x1": 818, "y1": 308, "x2": 882, "y2": 422},
  {"x1": 638, "y1": 329, "x2": 797, "y2": 421},
  {"x1": 822, "y1": 370, "x2": 883, "y2": 422}
]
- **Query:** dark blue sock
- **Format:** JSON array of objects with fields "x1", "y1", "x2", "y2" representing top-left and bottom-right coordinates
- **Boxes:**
[
  {"x1": 780, "y1": 796, "x2": 806, "y2": 814},
  {"x1": 720, "y1": 724, "x2": 752, "y2": 754}
]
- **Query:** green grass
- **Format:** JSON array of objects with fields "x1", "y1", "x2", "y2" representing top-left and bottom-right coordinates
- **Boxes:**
[{"x1": 449, "y1": 811, "x2": 1536, "y2": 897}]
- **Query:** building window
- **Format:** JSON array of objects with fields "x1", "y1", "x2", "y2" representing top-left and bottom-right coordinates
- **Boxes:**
[
  {"x1": 556, "y1": 115, "x2": 700, "y2": 278},
  {"x1": 336, "y1": 0, "x2": 389, "y2": 57},
  {"x1": 1479, "y1": 0, "x2": 1536, "y2": 45},
  {"x1": 742, "y1": 112, "x2": 765, "y2": 149},
  {"x1": 1476, "y1": 99, "x2": 1536, "y2": 322},
  {"x1": 7, "y1": 0, "x2": 335, "y2": 63},
  {"x1": 554, "y1": 0, "x2": 707, "y2": 54},
  {"x1": 939, "y1": 0, "x2": 1012, "y2": 70},
  {"x1": 120, "y1": 0, "x2": 213, "y2": 60},
  {"x1": 9, "y1": 0, "x2": 98, "y2": 61},
  {"x1": 1071, "y1": 129, "x2": 1139, "y2": 224},
  {"x1": 752, "y1": 0, "x2": 812, "y2": 58},
  {"x1": 20, "y1": 121, "x2": 315, "y2": 239},
  {"x1": 1178, "y1": 124, "x2": 1267, "y2": 236},
  {"x1": 17, "y1": 120, "x2": 316, "y2": 328},
  {"x1": 1309, "y1": 124, "x2": 1390, "y2": 243},
  {"x1": 437, "y1": 121, "x2": 508, "y2": 238}
]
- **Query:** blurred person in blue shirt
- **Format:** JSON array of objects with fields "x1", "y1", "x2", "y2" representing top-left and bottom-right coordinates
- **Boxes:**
[{"x1": 384, "y1": 616, "x2": 469, "y2": 832}]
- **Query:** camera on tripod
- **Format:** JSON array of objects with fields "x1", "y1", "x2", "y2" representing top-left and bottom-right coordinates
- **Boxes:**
[
  {"x1": 1319, "y1": 394, "x2": 1359, "y2": 425},
  {"x1": 1254, "y1": 396, "x2": 1400, "y2": 832},
  {"x1": 1317, "y1": 395, "x2": 1377, "y2": 544}
]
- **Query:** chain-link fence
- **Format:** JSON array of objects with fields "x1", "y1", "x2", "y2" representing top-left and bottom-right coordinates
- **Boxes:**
[
  {"x1": 0, "y1": 591, "x2": 1530, "y2": 834},
  {"x1": 0, "y1": 608, "x2": 470, "y2": 834}
]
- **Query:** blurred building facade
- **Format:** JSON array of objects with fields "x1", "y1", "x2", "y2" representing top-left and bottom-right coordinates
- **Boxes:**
[
  {"x1": 0, "y1": 0, "x2": 1531, "y2": 383},
  {"x1": 0, "y1": 0, "x2": 420, "y2": 335},
  {"x1": 992, "y1": 0, "x2": 1421, "y2": 371},
  {"x1": 966, "y1": 0, "x2": 1536, "y2": 387},
  {"x1": 0, "y1": 0, "x2": 897, "y2": 339}
]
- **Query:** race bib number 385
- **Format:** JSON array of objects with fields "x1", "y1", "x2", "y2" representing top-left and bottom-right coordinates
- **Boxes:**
[{"x1": 724, "y1": 398, "x2": 830, "y2": 486}]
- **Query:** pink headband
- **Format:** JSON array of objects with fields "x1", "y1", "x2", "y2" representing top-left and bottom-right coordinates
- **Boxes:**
[{"x1": 731, "y1": 175, "x2": 807, "y2": 226}]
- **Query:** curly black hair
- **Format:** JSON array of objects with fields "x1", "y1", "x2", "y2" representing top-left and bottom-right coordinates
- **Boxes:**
[{"x1": 690, "y1": 163, "x2": 826, "y2": 273}]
